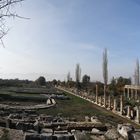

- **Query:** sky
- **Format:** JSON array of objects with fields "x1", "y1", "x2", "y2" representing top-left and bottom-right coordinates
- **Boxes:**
[{"x1": 0, "y1": 0, "x2": 140, "y2": 82}]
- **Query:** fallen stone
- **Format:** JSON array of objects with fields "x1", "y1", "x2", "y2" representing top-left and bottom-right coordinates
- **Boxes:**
[
  {"x1": 105, "y1": 128, "x2": 120, "y2": 140},
  {"x1": 91, "y1": 116, "x2": 102, "y2": 125},
  {"x1": 117, "y1": 123, "x2": 134, "y2": 139}
]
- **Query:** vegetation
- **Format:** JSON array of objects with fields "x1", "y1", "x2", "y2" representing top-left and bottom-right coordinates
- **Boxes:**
[
  {"x1": 38, "y1": 90, "x2": 139, "y2": 127},
  {"x1": 35, "y1": 76, "x2": 46, "y2": 86},
  {"x1": 108, "y1": 76, "x2": 131, "y2": 95},
  {"x1": 0, "y1": 78, "x2": 32, "y2": 87},
  {"x1": 75, "y1": 63, "x2": 81, "y2": 90},
  {"x1": 82, "y1": 74, "x2": 90, "y2": 91},
  {"x1": 103, "y1": 48, "x2": 108, "y2": 86},
  {"x1": 134, "y1": 59, "x2": 140, "y2": 85}
]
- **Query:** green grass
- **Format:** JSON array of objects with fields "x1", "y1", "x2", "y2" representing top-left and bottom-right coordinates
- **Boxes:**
[
  {"x1": 38, "y1": 91, "x2": 117, "y2": 121},
  {"x1": 0, "y1": 87, "x2": 139, "y2": 128},
  {"x1": 0, "y1": 89, "x2": 47, "y2": 103},
  {"x1": 38, "y1": 90, "x2": 140, "y2": 128}
]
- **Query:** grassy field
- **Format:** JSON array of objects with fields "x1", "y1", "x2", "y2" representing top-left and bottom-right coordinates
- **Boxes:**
[
  {"x1": 0, "y1": 88, "x2": 48, "y2": 103},
  {"x1": 38, "y1": 90, "x2": 140, "y2": 128},
  {"x1": 0, "y1": 87, "x2": 139, "y2": 128}
]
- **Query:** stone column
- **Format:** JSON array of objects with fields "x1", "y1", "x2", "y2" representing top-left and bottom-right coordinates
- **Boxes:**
[
  {"x1": 135, "y1": 106, "x2": 140, "y2": 123},
  {"x1": 120, "y1": 95, "x2": 123, "y2": 115},
  {"x1": 108, "y1": 95, "x2": 111, "y2": 109},
  {"x1": 113, "y1": 98, "x2": 117, "y2": 111},
  {"x1": 130, "y1": 109, "x2": 134, "y2": 119},
  {"x1": 127, "y1": 106, "x2": 131, "y2": 118},
  {"x1": 95, "y1": 84, "x2": 98, "y2": 104},
  {"x1": 99, "y1": 96, "x2": 102, "y2": 106}
]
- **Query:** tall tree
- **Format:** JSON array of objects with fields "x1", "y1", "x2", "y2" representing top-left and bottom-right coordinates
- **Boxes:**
[
  {"x1": 67, "y1": 72, "x2": 71, "y2": 82},
  {"x1": 35, "y1": 76, "x2": 46, "y2": 86},
  {"x1": 82, "y1": 75, "x2": 90, "y2": 84},
  {"x1": 82, "y1": 74, "x2": 90, "y2": 91},
  {"x1": 109, "y1": 77, "x2": 117, "y2": 95},
  {"x1": 75, "y1": 63, "x2": 81, "y2": 83},
  {"x1": 75, "y1": 63, "x2": 81, "y2": 89},
  {"x1": 134, "y1": 59, "x2": 139, "y2": 86},
  {"x1": 103, "y1": 48, "x2": 108, "y2": 106}
]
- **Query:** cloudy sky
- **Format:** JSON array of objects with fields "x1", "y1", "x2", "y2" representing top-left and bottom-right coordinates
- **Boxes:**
[{"x1": 0, "y1": 0, "x2": 140, "y2": 81}]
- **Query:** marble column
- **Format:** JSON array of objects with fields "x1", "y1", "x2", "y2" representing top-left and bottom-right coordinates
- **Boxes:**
[
  {"x1": 99, "y1": 96, "x2": 102, "y2": 106},
  {"x1": 120, "y1": 95, "x2": 123, "y2": 115},
  {"x1": 127, "y1": 106, "x2": 131, "y2": 118},
  {"x1": 135, "y1": 106, "x2": 140, "y2": 123},
  {"x1": 113, "y1": 98, "x2": 117, "y2": 111},
  {"x1": 108, "y1": 95, "x2": 111, "y2": 109}
]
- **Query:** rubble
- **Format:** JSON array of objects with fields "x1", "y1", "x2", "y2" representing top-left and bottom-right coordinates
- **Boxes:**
[
  {"x1": 105, "y1": 128, "x2": 120, "y2": 140},
  {"x1": 117, "y1": 123, "x2": 134, "y2": 139}
]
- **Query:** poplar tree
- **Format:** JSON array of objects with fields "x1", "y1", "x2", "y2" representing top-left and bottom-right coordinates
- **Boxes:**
[
  {"x1": 75, "y1": 63, "x2": 81, "y2": 90},
  {"x1": 103, "y1": 48, "x2": 108, "y2": 106}
]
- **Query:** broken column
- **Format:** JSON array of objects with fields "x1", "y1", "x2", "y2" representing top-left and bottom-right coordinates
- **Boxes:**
[
  {"x1": 113, "y1": 98, "x2": 117, "y2": 111},
  {"x1": 127, "y1": 106, "x2": 131, "y2": 119},
  {"x1": 108, "y1": 95, "x2": 111, "y2": 110},
  {"x1": 130, "y1": 109, "x2": 134, "y2": 119},
  {"x1": 120, "y1": 95, "x2": 123, "y2": 115},
  {"x1": 135, "y1": 106, "x2": 140, "y2": 123}
]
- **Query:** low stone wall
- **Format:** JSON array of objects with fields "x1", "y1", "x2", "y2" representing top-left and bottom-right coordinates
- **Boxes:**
[{"x1": 0, "y1": 102, "x2": 56, "y2": 110}]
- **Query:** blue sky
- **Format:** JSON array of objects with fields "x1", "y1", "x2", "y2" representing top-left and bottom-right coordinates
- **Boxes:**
[{"x1": 0, "y1": 0, "x2": 140, "y2": 82}]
